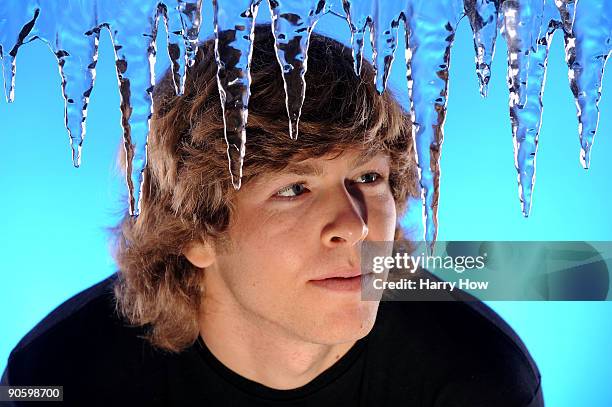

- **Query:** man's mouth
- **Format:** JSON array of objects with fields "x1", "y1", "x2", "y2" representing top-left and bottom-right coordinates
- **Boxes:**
[{"x1": 309, "y1": 270, "x2": 373, "y2": 292}]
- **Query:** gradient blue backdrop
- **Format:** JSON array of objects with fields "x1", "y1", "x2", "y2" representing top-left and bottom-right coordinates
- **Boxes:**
[{"x1": 1, "y1": 3, "x2": 611, "y2": 406}]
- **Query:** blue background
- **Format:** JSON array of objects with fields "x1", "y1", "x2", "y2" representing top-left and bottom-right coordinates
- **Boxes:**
[{"x1": 1, "y1": 3, "x2": 611, "y2": 406}]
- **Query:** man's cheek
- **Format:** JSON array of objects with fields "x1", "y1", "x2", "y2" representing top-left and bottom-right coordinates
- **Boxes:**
[{"x1": 370, "y1": 204, "x2": 397, "y2": 237}]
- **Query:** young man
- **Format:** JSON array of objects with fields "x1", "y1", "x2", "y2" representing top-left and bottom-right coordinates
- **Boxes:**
[{"x1": 1, "y1": 25, "x2": 543, "y2": 406}]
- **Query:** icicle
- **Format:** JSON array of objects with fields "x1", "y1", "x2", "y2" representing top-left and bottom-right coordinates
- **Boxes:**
[
  {"x1": 555, "y1": 0, "x2": 577, "y2": 35},
  {"x1": 267, "y1": 0, "x2": 328, "y2": 140},
  {"x1": 213, "y1": 0, "x2": 261, "y2": 189},
  {"x1": 159, "y1": 3, "x2": 187, "y2": 96},
  {"x1": 98, "y1": 0, "x2": 164, "y2": 216},
  {"x1": 564, "y1": 0, "x2": 611, "y2": 169},
  {"x1": 177, "y1": 0, "x2": 204, "y2": 94},
  {"x1": 0, "y1": 0, "x2": 40, "y2": 103},
  {"x1": 500, "y1": 0, "x2": 545, "y2": 109},
  {"x1": 371, "y1": 1, "x2": 404, "y2": 94},
  {"x1": 464, "y1": 0, "x2": 501, "y2": 97},
  {"x1": 404, "y1": 0, "x2": 465, "y2": 253},
  {"x1": 32, "y1": 0, "x2": 100, "y2": 168},
  {"x1": 341, "y1": 0, "x2": 372, "y2": 76},
  {"x1": 510, "y1": 0, "x2": 574, "y2": 217},
  {"x1": 342, "y1": 0, "x2": 403, "y2": 94},
  {"x1": 0, "y1": 0, "x2": 609, "y2": 235}
]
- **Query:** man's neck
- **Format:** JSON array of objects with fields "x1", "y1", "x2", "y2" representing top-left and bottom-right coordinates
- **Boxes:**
[{"x1": 198, "y1": 293, "x2": 356, "y2": 390}]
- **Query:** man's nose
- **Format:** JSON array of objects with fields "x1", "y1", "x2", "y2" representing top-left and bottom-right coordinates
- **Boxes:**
[{"x1": 320, "y1": 184, "x2": 368, "y2": 247}]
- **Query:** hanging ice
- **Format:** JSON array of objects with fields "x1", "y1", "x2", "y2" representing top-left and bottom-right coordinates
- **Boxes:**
[
  {"x1": 0, "y1": 0, "x2": 610, "y2": 246},
  {"x1": 341, "y1": 0, "x2": 404, "y2": 94},
  {"x1": 0, "y1": 0, "x2": 204, "y2": 215},
  {"x1": 36, "y1": 1, "x2": 99, "y2": 168},
  {"x1": 178, "y1": 0, "x2": 204, "y2": 93},
  {"x1": 0, "y1": 0, "x2": 39, "y2": 103},
  {"x1": 267, "y1": 0, "x2": 328, "y2": 140},
  {"x1": 564, "y1": 0, "x2": 612, "y2": 169},
  {"x1": 464, "y1": 0, "x2": 501, "y2": 97},
  {"x1": 371, "y1": 3, "x2": 403, "y2": 95},
  {"x1": 509, "y1": 0, "x2": 576, "y2": 217},
  {"x1": 98, "y1": 1, "x2": 164, "y2": 216},
  {"x1": 97, "y1": 0, "x2": 203, "y2": 216},
  {"x1": 0, "y1": 0, "x2": 99, "y2": 167},
  {"x1": 500, "y1": 0, "x2": 544, "y2": 108},
  {"x1": 341, "y1": 0, "x2": 370, "y2": 76},
  {"x1": 403, "y1": 0, "x2": 464, "y2": 251},
  {"x1": 555, "y1": 0, "x2": 577, "y2": 35},
  {"x1": 213, "y1": 0, "x2": 261, "y2": 189}
]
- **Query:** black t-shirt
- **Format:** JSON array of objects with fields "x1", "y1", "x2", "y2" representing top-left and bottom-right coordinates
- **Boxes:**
[{"x1": 1, "y1": 273, "x2": 543, "y2": 406}]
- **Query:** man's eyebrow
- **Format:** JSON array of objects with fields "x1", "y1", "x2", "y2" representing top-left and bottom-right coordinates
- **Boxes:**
[
  {"x1": 281, "y1": 162, "x2": 325, "y2": 177},
  {"x1": 349, "y1": 153, "x2": 380, "y2": 168},
  {"x1": 279, "y1": 153, "x2": 382, "y2": 177}
]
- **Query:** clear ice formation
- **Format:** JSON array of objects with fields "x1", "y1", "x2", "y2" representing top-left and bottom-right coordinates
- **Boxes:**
[
  {"x1": 100, "y1": 0, "x2": 165, "y2": 217},
  {"x1": 1, "y1": 0, "x2": 99, "y2": 168},
  {"x1": 507, "y1": 0, "x2": 576, "y2": 217},
  {"x1": 268, "y1": 0, "x2": 328, "y2": 141},
  {"x1": 178, "y1": 0, "x2": 204, "y2": 93},
  {"x1": 403, "y1": 0, "x2": 465, "y2": 251},
  {"x1": 0, "y1": 0, "x2": 203, "y2": 216},
  {"x1": 98, "y1": 0, "x2": 203, "y2": 215},
  {"x1": 341, "y1": 0, "x2": 371, "y2": 77},
  {"x1": 564, "y1": 0, "x2": 612, "y2": 169},
  {"x1": 342, "y1": 0, "x2": 404, "y2": 94},
  {"x1": 0, "y1": 0, "x2": 611, "y2": 248},
  {"x1": 213, "y1": 0, "x2": 261, "y2": 189},
  {"x1": 45, "y1": 2, "x2": 99, "y2": 169},
  {"x1": 500, "y1": 0, "x2": 544, "y2": 108},
  {"x1": 464, "y1": 0, "x2": 501, "y2": 97},
  {"x1": 0, "y1": 0, "x2": 39, "y2": 104}
]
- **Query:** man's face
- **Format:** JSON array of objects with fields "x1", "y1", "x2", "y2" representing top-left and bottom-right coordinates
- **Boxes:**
[{"x1": 199, "y1": 149, "x2": 397, "y2": 345}]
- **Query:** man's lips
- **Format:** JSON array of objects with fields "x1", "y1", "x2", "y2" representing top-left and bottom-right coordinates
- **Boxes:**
[
  {"x1": 310, "y1": 267, "x2": 366, "y2": 281},
  {"x1": 309, "y1": 269, "x2": 375, "y2": 292}
]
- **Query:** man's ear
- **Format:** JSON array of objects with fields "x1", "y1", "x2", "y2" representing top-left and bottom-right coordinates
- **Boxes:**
[{"x1": 183, "y1": 240, "x2": 216, "y2": 268}]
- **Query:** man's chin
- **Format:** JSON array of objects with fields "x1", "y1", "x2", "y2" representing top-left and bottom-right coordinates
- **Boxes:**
[{"x1": 309, "y1": 301, "x2": 380, "y2": 345}]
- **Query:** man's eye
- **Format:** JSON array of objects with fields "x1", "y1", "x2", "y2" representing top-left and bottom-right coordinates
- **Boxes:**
[
  {"x1": 276, "y1": 183, "x2": 308, "y2": 198},
  {"x1": 355, "y1": 172, "x2": 382, "y2": 184}
]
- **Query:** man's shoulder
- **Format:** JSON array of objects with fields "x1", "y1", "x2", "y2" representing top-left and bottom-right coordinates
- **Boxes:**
[
  {"x1": 9, "y1": 273, "x2": 120, "y2": 354},
  {"x1": 2, "y1": 273, "x2": 159, "y2": 387},
  {"x1": 373, "y1": 299, "x2": 543, "y2": 406}
]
